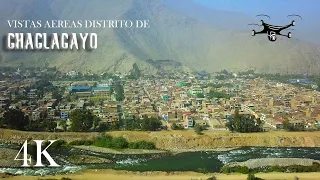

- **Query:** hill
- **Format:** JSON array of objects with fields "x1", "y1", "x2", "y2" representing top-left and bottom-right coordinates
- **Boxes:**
[{"x1": 0, "y1": 0, "x2": 320, "y2": 74}]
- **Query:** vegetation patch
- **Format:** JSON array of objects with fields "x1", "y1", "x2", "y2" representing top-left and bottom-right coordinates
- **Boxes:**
[
  {"x1": 220, "y1": 162, "x2": 320, "y2": 174},
  {"x1": 71, "y1": 134, "x2": 157, "y2": 150}
]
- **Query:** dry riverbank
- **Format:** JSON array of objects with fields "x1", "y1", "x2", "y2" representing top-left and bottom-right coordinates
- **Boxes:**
[
  {"x1": 1, "y1": 129, "x2": 320, "y2": 150},
  {"x1": 4, "y1": 170, "x2": 320, "y2": 180}
]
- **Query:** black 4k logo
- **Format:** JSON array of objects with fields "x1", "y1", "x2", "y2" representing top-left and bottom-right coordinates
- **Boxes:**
[
  {"x1": 14, "y1": 140, "x2": 60, "y2": 167},
  {"x1": 249, "y1": 14, "x2": 302, "y2": 42}
]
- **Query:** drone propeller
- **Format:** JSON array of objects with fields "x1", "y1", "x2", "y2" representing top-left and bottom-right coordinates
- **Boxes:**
[
  {"x1": 247, "y1": 23, "x2": 262, "y2": 26},
  {"x1": 256, "y1": 14, "x2": 271, "y2": 19},
  {"x1": 283, "y1": 28, "x2": 295, "y2": 31},
  {"x1": 287, "y1": 14, "x2": 302, "y2": 20}
]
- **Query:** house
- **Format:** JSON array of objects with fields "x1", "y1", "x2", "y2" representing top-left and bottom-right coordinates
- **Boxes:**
[
  {"x1": 97, "y1": 83, "x2": 110, "y2": 87},
  {"x1": 189, "y1": 87, "x2": 203, "y2": 96},
  {"x1": 60, "y1": 110, "x2": 69, "y2": 119},
  {"x1": 0, "y1": 97, "x2": 9, "y2": 108},
  {"x1": 47, "y1": 109, "x2": 55, "y2": 119},
  {"x1": 69, "y1": 86, "x2": 90, "y2": 93},
  {"x1": 92, "y1": 87, "x2": 110, "y2": 97},
  {"x1": 182, "y1": 112, "x2": 194, "y2": 129},
  {"x1": 27, "y1": 89, "x2": 37, "y2": 99},
  {"x1": 32, "y1": 111, "x2": 41, "y2": 121}
]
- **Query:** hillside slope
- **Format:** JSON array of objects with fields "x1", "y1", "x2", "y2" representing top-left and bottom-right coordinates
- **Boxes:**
[{"x1": 0, "y1": 0, "x2": 320, "y2": 74}]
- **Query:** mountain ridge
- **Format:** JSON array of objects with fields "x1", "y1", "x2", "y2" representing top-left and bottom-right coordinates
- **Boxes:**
[{"x1": 0, "y1": 0, "x2": 320, "y2": 75}]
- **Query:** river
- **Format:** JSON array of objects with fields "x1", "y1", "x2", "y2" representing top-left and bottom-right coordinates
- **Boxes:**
[{"x1": 1, "y1": 143, "x2": 320, "y2": 176}]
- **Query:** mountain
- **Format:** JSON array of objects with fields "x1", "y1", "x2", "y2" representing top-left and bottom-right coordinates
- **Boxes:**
[{"x1": 0, "y1": 0, "x2": 320, "y2": 75}]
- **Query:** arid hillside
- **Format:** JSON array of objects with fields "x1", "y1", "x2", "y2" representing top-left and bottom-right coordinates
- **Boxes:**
[{"x1": 0, "y1": 0, "x2": 320, "y2": 74}]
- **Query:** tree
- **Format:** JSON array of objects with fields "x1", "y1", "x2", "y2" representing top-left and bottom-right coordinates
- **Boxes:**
[
  {"x1": 97, "y1": 122, "x2": 109, "y2": 132},
  {"x1": 247, "y1": 173, "x2": 263, "y2": 180},
  {"x1": 196, "y1": 93, "x2": 205, "y2": 98},
  {"x1": 111, "y1": 137, "x2": 129, "y2": 149},
  {"x1": 52, "y1": 90, "x2": 63, "y2": 102},
  {"x1": 171, "y1": 123, "x2": 184, "y2": 130},
  {"x1": 127, "y1": 63, "x2": 141, "y2": 79},
  {"x1": 207, "y1": 90, "x2": 231, "y2": 99},
  {"x1": 59, "y1": 120, "x2": 68, "y2": 132},
  {"x1": 283, "y1": 119, "x2": 305, "y2": 132},
  {"x1": 114, "y1": 83, "x2": 125, "y2": 102},
  {"x1": 3, "y1": 109, "x2": 29, "y2": 130},
  {"x1": 226, "y1": 108, "x2": 262, "y2": 133},
  {"x1": 141, "y1": 117, "x2": 162, "y2": 131},
  {"x1": 207, "y1": 176, "x2": 217, "y2": 180},
  {"x1": 93, "y1": 116, "x2": 101, "y2": 130},
  {"x1": 69, "y1": 109, "x2": 95, "y2": 132},
  {"x1": 45, "y1": 121, "x2": 57, "y2": 132},
  {"x1": 194, "y1": 124, "x2": 204, "y2": 135},
  {"x1": 124, "y1": 116, "x2": 141, "y2": 130},
  {"x1": 247, "y1": 173, "x2": 256, "y2": 180}
]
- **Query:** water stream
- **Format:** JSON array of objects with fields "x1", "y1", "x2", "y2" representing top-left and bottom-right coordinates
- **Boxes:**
[{"x1": 1, "y1": 143, "x2": 320, "y2": 176}]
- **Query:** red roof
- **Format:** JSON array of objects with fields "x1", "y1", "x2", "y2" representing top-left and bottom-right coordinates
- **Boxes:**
[{"x1": 274, "y1": 117, "x2": 284, "y2": 123}]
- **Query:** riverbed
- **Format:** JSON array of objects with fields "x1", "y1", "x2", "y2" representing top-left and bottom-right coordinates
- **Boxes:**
[{"x1": 1, "y1": 143, "x2": 320, "y2": 176}]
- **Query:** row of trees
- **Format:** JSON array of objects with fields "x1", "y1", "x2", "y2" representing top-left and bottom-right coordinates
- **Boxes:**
[
  {"x1": 0, "y1": 109, "x2": 57, "y2": 131},
  {"x1": 226, "y1": 108, "x2": 263, "y2": 133},
  {"x1": 69, "y1": 110, "x2": 162, "y2": 132},
  {"x1": 207, "y1": 90, "x2": 232, "y2": 99},
  {"x1": 0, "y1": 108, "x2": 162, "y2": 133},
  {"x1": 283, "y1": 119, "x2": 305, "y2": 132},
  {"x1": 123, "y1": 116, "x2": 162, "y2": 131},
  {"x1": 93, "y1": 134, "x2": 156, "y2": 150}
]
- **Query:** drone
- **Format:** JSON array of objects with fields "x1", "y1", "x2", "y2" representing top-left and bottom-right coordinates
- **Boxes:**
[{"x1": 249, "y1": 14, "x2": 302, "y2": 42}]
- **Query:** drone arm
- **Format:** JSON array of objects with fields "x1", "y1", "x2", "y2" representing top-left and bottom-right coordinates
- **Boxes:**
[
  {"x1": 254, "y1": 30, "x2": 265, "y2": 34},
  {"x1": 278, "y1": 33, "x2": 288, "y2": 37},
  {"x1": 279, "y1": 23, "x2": 293, "y2": 31}
]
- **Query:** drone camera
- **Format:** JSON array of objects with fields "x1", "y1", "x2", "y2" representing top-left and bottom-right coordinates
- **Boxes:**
[{"x1": 252, "y1": 30, "x2": 256, "y2": 36}]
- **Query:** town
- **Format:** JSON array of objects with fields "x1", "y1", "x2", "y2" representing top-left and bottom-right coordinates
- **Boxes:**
[{"x1": 1, "y1": 66, "x2": 320, "y2": 133}]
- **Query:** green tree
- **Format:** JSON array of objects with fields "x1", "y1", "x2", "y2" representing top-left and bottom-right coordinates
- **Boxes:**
[
  {"x1": 111, "y1": 137, "x2": 129, "y2": 149},
  {"x1": 69, "y1": 109, "x2": 94, "y2": 132},
  {"x1": 196, "y1": 93, "x2": 205, "y2": 98},
  {"x1": 93, "y1": 116, "x2": 101, "y2": 130},
  {"x1": 226, "y1": 108, "x2": 262, "y2": 133},
  {"x1": 171, "y1": 123, "x2": 184, "y2": 130},
  {"x1": 208, "y1": 90, "x2": 231, "y2": 99},
  {"x1": 3, "y1": 109, "x2": 29, "y2": 130},
  {"x1": 283, "y1": 119, "x2": 305, "y2": 132},
  {"x1": 52, "y1": 90, "x2": 63, "y2": 102},
  {"x1": 124, "y1": 116, "x2": 141, "y2": 130},
  {"x1": 59, "y1": 120, "x2": 68, "y2": 132},
  {"x1": 194, "y1": 124, "x2": 204, "y2": 135},
  {"x1": 247, "y1": 173, "x2": 263, "y2": 180},
  {"x1": 114, "y1": 83, "x2": 125, "y2": 102},
  {"x1": 128, "y1": 63, "x2": 141, "y2": 79},
  {"x1": 141, "y1": 117, "x2": 162, "y2": 131},
  {"x1": 45, "y1": 121, "x2": 57, "y2": 132},
  {"x1": 207, "y1": 176, "x2": 217, "y2": 180}
]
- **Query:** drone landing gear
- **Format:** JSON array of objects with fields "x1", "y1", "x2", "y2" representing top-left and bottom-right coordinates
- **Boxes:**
[{"x1": 252, "y1": 30, "x2": 256, "y2": 36}]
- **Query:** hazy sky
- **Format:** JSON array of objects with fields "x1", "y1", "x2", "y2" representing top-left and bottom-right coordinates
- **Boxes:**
[
  {"x1": 194, "y1": 0, "x2": 319, "y2": 20},
  {"x1": 193, "y1": 0, "x2": 320, "y2": 44}
]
